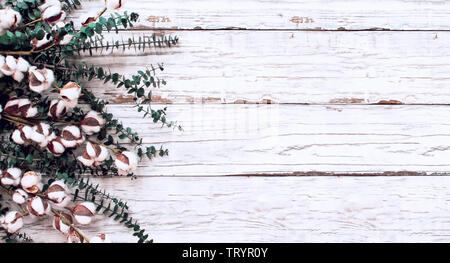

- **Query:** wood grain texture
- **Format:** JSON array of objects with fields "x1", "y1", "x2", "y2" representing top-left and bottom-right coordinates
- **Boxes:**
[
  {"x1": 17, "y1": 0, "x2": 450, "y2": 243},
  {"x1": 26, "y1": 176, "x2": 450, "y2": 242},
  {"x1": 77, "y1": 30, "x2": 450, "y2": 105},
  {"x1": 71, "y1": 0, "x2": 450, "y2": 30},
  {"x1": 104, "y1": 104, "x2": 450, "y2": 176}
]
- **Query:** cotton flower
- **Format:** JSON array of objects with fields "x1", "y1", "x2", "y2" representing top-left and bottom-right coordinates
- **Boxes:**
[
  {"x1": 3, "y1": 98, "x2": 38, "y2": 118},
  {"x1": 53, "y1": 22, "x2": 73, "y2": 45},
  {"x1": 45, "y1": 180, "x2": 70, "y2": 207},
  {"x1": 48, "y1": 99, "x2": 68, "y2": 120},
  {"x1": 72, "y1": 202, "x2": 96, "y2": 225},
  {"x1": 60, "y1": 125, "x2": 84, "y2": 148},
  {"x1": 80, "y1": 111, "x2": 105, "y2": 135},
  {"x1": 0, "y1": 8, "x2": 22, "y2": 34},
  {"x1": 31, "y1": 123, "x2": 56, "y2": 148},
  {"x1": 0, "y1": 167, "x2": 22, "y2": 186},
  {"x1": 0, "y1": 56, "x2": 30, "y2": 82},
  {"x1": 12, "y1": 189, "x2": 29, "y2": 205},
  {"x1": 47, "y1": 137, "x2": 66, "y2": 156},
  {"x1": 90, "y1": 234, "x2": 113, "y2": 243},
  {"x1": 1, "y1": 211, "x2": 24, "y2": 234},
  {"x1": 77, "y1": 141, "x2": 109, "y2": 167},
  {"x1": 39, "y1": 0, "x2": 66, "y2": 23},
  {"x1": 27, "y1": 196, "x2": 51, "y2": 217},
  {"x1": 59, "y1": 82, "x2": 81, "y2": 108},
  {"x1": 11, "y1": 125, "x2": 34, "y2": 146},
  {"x1": 115, "y1": 151, "x2": 138, "y2": 175},
  {"x1": 20, "y1": 171, "x2": 43, "y2": 194},
  {"x1": 28, "y1": 66, "x2": 55, "y2": 93},
  {"x1": 105, "y1": 0, "x2": 123, "y2": 10},
  {"x1": 53, "y1": 212, "x2": 73, "y2": 234}
]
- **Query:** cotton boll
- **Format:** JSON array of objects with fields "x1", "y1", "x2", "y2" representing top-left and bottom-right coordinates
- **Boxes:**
[
  {"x1": 48, "y1": 99, "x2": 68, "y2": 120},
  {"x1": 0, "y1": 56, "x2": 29, "y2": 82},
  {"x1": 0, "y1": 8, "x2": 22, "y2": 32},
  {"x1": 46, "y1": 180, "x2": 70, "y2": 207},
  {"x1": 31, "y1": 123, "x2": 56, "y2": 148},
  {"x1": 90, "y1": 234, "x2": 113, "y2": 243},
  {"x1": 11, "y1": 126, "x2": 33, "y2": 146},
  {"x1": 0, "y1": 167, "x2": 22, "y2": 186},
  {"x1": 115, "y1": 151, "x2": 138, "y2": 175},
  {"x1": 40, "y1": 1, "x2": 66, "y2": 23},
  {"x1": 20, "y1": 171, "x2": 43, "y2": 194},
  {"x1": 12, "y1": 57, "x2": 29, "y2": 82},
  {"x1": 12, "y1": 189, "x2": 29, "y2": 205},
  {"x1": 47, "y1": 137, "x2": 66, "y2": 156},
  {"x1": 59, "y1": 82, "x2": 81, "y2": 108},
  {"x1": 72, "y1": 202, "x2": 96, "y2": 225},
  {"x1": 60, "y1": 125, "x2": 84, "y2": 148},
  {"x1": 1, "y1": 55, "x2": 16, "y2": 76},
  {"x1": 80, "y1": 111, "x2": 105, "y2": 135},
  {"x1": 28, "y1": 66, "x2": 55, "y2": 93},
  {"x1": 53, "y1": 212, "x2": 73, "y2": 235},
  {"x1": 2, "y1": 211, "x2": 24, "y2": 234},
  {"x1": 4, "y1": 98, "x2": 38, "y2": 118},
  {"x1": 27, "y1": 196, "x2": 51, "y2": 217},
  {"x1": 78, "y1": 142, "x2": 109, "y2": 166}
]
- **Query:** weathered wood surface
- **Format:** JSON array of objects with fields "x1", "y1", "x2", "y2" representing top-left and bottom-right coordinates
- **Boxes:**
[
  {"x1": 23, "y1": 0, "x2": 450, "y2": 243},
  {"x1": 81, "y1": 30, "x2": 450, "y2": 105},
  {"x1": 71, "y1": 0, "x2": 450, "y2": 30},
  {"x1": 26, "y1": 177, "x2": 450, "y2": 242},
  {"x1": 108, "y1": 104, "x2": 450, "y2": 176}
]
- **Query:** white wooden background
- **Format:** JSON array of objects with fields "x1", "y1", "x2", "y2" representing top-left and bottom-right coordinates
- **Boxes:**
[{"x1": 27, "y1": 0, "x2": 450, "y2": 242}]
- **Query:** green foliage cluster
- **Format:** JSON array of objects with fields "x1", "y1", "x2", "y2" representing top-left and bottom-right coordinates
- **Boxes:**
[{"x1": 0, "y1": 0, "x2": 179, "y2": 243}]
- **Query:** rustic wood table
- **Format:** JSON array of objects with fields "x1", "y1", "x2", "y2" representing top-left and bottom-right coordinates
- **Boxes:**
[{"x1": 29, "y1": 0, "x2": 450, "y2": 242}]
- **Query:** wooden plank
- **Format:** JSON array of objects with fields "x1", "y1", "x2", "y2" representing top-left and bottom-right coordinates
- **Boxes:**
[
  {"x1": 77, "y1": 30, "x2": 450, "y2": 105},
  {"x1": 70, "y1": 0, "x2": 450, "y2": 30},
  {"x1": 99, "y1": 104, "x2": 450, "y2": 176},
  {"x1": 25, "y1": 176, "x2": 450, "y2": 242}
]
